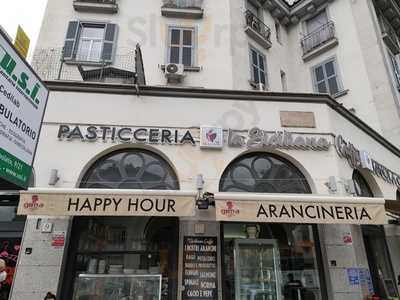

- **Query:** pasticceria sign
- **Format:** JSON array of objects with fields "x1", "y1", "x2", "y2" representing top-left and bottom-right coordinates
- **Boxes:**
[{"x1": 57, "y1": 125, "x2": 332, "y2": 151}]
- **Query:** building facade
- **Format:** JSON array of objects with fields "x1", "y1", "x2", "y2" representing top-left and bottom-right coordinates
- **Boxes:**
[{"x1": 5, "y1": 0, "x2": 400, "y2": 300}]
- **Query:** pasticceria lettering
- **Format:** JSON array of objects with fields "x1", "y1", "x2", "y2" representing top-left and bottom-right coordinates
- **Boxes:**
[{"x1": 58, "y1": 125, "x2": 196, "y2": 145}]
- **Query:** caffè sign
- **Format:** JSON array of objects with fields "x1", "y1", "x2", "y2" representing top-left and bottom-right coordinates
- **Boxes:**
[{"x1": 335, "y1": 135, "x2": 400, "y2": 188}]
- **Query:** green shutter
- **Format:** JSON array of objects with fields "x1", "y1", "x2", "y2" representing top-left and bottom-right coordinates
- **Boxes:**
[
  {"x1": 101, "y1": 23, "x2": 118, "y2": 63},
  {"x1": 63, "y1": 21, "x2": 80, "y2": 60}
]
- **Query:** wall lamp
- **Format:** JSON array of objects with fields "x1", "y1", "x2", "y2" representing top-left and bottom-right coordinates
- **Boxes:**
[
  {"x1": 196, "y1": 192, "x2": 215, "y2": 210},
  {"x1": 48, "y1": 169, "x2": 60, "y2": 186}
]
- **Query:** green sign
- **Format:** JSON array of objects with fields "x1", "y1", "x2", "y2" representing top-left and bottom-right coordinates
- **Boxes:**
[{"x1": 0, "y1": 29, "x2": 48, "y2": 188}]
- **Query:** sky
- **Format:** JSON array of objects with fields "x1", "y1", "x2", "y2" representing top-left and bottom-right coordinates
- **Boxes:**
[{"x1": 2, "y1": 0, "x2": 48, "y2": 60}]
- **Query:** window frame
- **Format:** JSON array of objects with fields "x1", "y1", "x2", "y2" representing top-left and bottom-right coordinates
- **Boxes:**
[
  {"x1": 311, "y1": 56, "x2": 344, "y2": 96},
  {"x1": 76, "y1": 23, "x2": 106, "y2": 62},
  {"x1": 387, "y1": 49, "x2": 400, "y2": 91},
  {"x1": 249, "y1": 45, "x2": 268, "y2": 88},
  {"x1": 166, "y1": 26, "x2": 197, "y2": 67}
]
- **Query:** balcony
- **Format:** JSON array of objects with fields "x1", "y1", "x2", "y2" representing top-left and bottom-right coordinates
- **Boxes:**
[
  {"x1": 244, "y1": 10, "x2": 272, "y2": 49},
  {"x1": 73, "y1": 0, "x2": 118, "y2": 14},
  {"x1": 161, "y1": 0, "x2": 204, "y2": 19},
  {"x1": 30, "y1": 48, "x2": 142, "y2": 84},
  {"x1": 379, "y1": 15, "x2": 400, "y2": 55},
  {"x1": 301, "y1": 21, "x2": 338, "y2": 62}
]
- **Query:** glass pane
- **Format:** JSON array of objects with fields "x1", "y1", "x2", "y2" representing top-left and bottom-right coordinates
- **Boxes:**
[
  {"x1": 170, "y1": 29, "x2": 180, "y2": 45},
  {"x1": 251, "y1": 50, "x2": 258, "y2": 66},
  {"x1": 76, "y1": 40, "x2": 91, "y2": 60},
  {"x1": 258, "y1": 55, "x2": 265, "y2": 71},
  {"x1": 182, "y1": 47, "x2": 192, "y2": 66},
  {"x1": 328, "y1": 77, "x2": 339, "y2": 95},
  {"x1": 260, "y1": 71, "x2": 266, "y2": 85},
  {"x1": 88, "y1": 41, "x2": 102, "y2": 62},
  {"x1": 183, "y1": 30, "x2": 192, "y2": 46},
  {"x1": 81, "y1": 26, "x2": 104, "y2": 39},
  {"x1": 314, "y1": 66, "x2": 325, "y2": 81},
  {"x1": 317, "y1": 81, "x2": 327, "y2": 93},
  {"x1": 325, "y1": 61, "x2": 335, "y2": 77},
  {"x1": 253, "y1": 67, "x2": 259, "y2": 83},
  {"x1": 0, "y1": 206, "x2": 17, "y2": 222},
  {"x1": 170, "y1": 47, "x2": 180, "y2": 64}
]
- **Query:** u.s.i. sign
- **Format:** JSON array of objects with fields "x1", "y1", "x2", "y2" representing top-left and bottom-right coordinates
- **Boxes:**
[{"x1": 0, "y1": 30, "x2": 48, "y2": 188}]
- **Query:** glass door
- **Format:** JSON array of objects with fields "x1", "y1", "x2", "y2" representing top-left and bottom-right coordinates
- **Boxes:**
[{"x1": 234, "y1": 239, "x2": 281, "y2": 300}]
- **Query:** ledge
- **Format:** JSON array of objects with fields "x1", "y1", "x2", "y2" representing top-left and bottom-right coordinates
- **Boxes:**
[
  {"x1": 332, "y1": 89, "x2": 349, "y2": 99},
  {"x1": 302, "y1": 38, "x2": 339, "y2": 62},
  {"x1": 161, "y1": 6, "x2": 203, "y2": 19},
  {"x1": 64, "y1": 60, "x2": 110, "y2": 67},
  {"x1": 73, "y1": 1, "x2": 118, "y2": 13},
  {"x1": 244, "y1": 26, "x2": 272, "y2": 50}
]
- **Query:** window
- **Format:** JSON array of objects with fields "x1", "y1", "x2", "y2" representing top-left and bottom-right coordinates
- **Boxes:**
[
  {"x1": 247, "y1": 0, "x2": 260, "y2": 19},
  {"x1": 63, "y1": 21, "x2": 118, "y2": 63},
  {"x1": 312, "y1": 58, "x2": 342, "y2": 95},
  {"x1": 306, "y1": 10, "x2": 328, "y2": 34},
  {"x1": 167, "y1": 27, "x2": 195, "y2": 67},
  {"x1": 280, "y1": 70, "x2": 287, "y2": 91},
  {"x1": 249, "y1": 47, "x2": 267, "y2": 87},
  {"x1": 388, "y1": 51, "x2": 400, "y2": 89},
  {"x1": 275, "y1": 21, "x2": 281, "y2": 43},
  {"x1": 76, "y1": 25, "x2": 105, "y2": 62}
]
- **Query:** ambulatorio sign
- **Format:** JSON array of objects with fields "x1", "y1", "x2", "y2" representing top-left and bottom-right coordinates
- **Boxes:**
[
  {"x1": 335, "y1": 135, "x2": 400, "y2": 188},
  {"x1": 57, "y1": 124, "x2": 331, "y2": 151},
  {"x1": 0, "y1": 30, "x2": 48, "y2": 188},
  {"x1": 215, "y1": 199, "x2": 386, "y2": 225},
  {"x1": 18, "y1": 190, "x2": 196, "y2": 217}
]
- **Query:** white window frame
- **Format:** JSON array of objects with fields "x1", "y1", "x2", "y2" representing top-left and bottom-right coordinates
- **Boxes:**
[
  {"x1": 167, "y1": 26, "x2": 196, "y2": 67},
  {"x1": 76, "y1": 24, "x2": 105, "y2": 62},
  {"x1": 311, "y1": 57, "x2": 343, "y2": 96},
  {"x1": 249, "y1": 45, "x2": 268, "y2": 88}
]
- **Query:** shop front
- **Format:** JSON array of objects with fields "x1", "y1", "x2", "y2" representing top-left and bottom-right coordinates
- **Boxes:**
[{"x1": 9, "y1": 86, "x2": 400, "y2": 300}]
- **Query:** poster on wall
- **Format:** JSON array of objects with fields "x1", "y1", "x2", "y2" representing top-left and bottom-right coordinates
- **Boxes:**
[
  {"x1": 182, "y1": 236, "x2": 218, "y2": 300},
  {"x1": 0, "y1": 238, "x2": 21, "y2": 300},
  {"x1": 0, "y1": 29, "x2": 48, "y2": 188}
]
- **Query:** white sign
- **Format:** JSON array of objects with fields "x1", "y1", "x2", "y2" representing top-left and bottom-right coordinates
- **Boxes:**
[
  {"x1": 0, "y1": 30, "x2": 48, "y2": 188},
  {"x1": 200, "y1": 126, "x2": 223, "y2": 149}
]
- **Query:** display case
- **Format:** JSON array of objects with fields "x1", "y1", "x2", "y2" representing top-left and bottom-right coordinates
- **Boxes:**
[
  {"x1": 234, "y1": 239, "x2": 282, "y2": 300},
  {"x1": 73, "y1": 274, "x2": 162, "y2": 300}
]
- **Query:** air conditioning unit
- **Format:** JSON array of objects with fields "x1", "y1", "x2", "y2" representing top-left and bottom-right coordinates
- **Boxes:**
[{"x1": 164, "y1": 63, "x2": 185, "y2": 81}]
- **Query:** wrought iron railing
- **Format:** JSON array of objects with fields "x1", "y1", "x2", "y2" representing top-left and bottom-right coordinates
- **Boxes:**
[
  {"x1": 74, "y1": 0, "x2": 116, "y2": 3},
  {"x1": 162, "y1": 0, "x2": 203, "y2": 9},
  {"x1": 301, "y1": 21, "x2": 336, "y2": 55},
  {"x1": 379, "y1": 15, "x2": 400, "y2": 47},
  {"x1": 31, "y1": 48, "x2": 136, "y2": 83},
  {"x1": 245, "y1": 10, "x2": 271, "y2": 43}
]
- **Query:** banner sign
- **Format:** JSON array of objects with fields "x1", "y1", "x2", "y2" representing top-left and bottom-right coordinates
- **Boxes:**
[
  {"x1": 215, "y1": 199, "x2": 386, "y2": 225},
  {"x1": 18, "y1": 192, "x2": 195, "y2": 217},
  {"x1": 0, "y1": 30, "x2": 48, "y2": 188},
  {"x1": 14, "y1": 26, "x2": 30, "y2": 59},
  {"x1": 182, "y1": 236, "x2": 218, "y2": 300}
]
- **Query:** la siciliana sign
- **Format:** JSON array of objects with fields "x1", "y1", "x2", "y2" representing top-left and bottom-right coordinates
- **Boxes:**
[{"x1": 0, "y1": 29, "x2": 49, "y2": 188}]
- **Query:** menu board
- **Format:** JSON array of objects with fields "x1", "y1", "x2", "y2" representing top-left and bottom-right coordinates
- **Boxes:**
[{"x1": 182, "y1": 236, "x2": 218, "y2": 300}]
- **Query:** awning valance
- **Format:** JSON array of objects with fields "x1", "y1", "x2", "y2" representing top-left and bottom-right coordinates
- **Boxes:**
[
  {"x1": 18, "y1": 188, "x2": 196, "y2": 217},
  {"x1": 214, "y1": 193, "x2": 387, "y2": 225}
]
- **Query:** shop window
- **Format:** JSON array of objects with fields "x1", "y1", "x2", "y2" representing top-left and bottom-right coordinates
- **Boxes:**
[
  {"x1": 353, "y1": 170, "x2": 399, "y2": 299},
  {"x1": 167, "y1": 27, "x2": 195, "y2": 67},
  {"x1": 62, "y1": 149, "x2": 180, "y2": 300},
  {"x1": 63, "y1": 21, "x2": 118, "y2": 63},
  {"x1": 220, "y1": 153, "x2": 325, "y2": 300}
]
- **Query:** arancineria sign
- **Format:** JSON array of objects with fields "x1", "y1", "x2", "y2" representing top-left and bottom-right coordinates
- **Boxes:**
[
  {"x1": 0, "y1": 30, "x2": 49, "y2": 188},
  {"x1": 57, "y1": 125, "x2": 332, "y2": 151}
]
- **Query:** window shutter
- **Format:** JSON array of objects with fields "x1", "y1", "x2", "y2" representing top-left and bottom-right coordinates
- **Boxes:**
[
  {"x1": 63, "y1": 21, "x2": 80, "y2": 60},
  {"x1": 102, "y1": 23, "x2": 118, "y2": 63}
]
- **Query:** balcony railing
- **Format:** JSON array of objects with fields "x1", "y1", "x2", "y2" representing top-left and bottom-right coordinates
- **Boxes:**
[
  {"x1": 31, "y1": 48, "x2": 137, "y2": 84},
  {"x1": 162, "y1": 0, "x2": 203, "y2": 9},
  {"x1": 301, "y1": 21, "x2": 336, "y2": 55},
  {"x1": 244, "y1": 10, "x2": 272, "y2": 49},
  {"x1": 73, "y1": 0, "x2": 118, "y2": 13}
]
